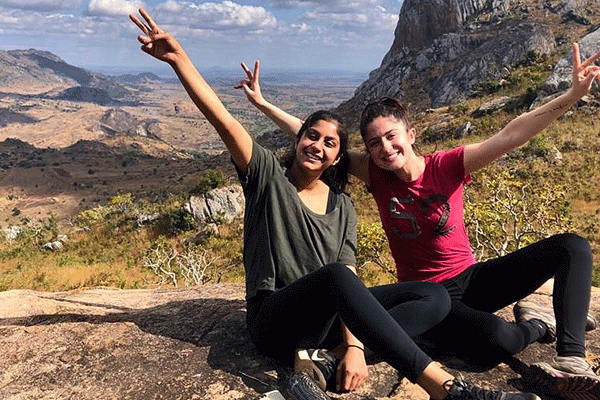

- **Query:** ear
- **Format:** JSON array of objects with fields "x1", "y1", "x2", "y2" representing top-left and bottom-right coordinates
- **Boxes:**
[
  {"x1": 331, "y1": 155, "x2": 341, "y2": 166},
  {"x1": 408, "y1": 127, "x2": 417, "y2": 145}
]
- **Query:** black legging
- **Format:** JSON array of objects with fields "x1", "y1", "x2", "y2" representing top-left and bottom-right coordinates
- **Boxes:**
[
  {"x1": 419, "y1": 233, "x2": 593, "y2": 367},
  {"x1": 246, "y1": 263, "x2": 451, "y2": 382}
]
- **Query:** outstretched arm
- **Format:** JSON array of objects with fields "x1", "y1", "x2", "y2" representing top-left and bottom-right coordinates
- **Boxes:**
[
  {"x1": 235, "y1": 61, "x2": 371, "y2": 183},
  {"x1": 234, "y1": 60, "x2": 304, "y2": 137},
  {"x1": 463, "y1": 42, "x2": 600, "y2": 175},
  {"x1": 130, "y1": 9, "x2": 253, "y2": 173}
]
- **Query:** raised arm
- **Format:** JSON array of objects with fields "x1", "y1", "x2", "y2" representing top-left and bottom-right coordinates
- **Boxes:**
[
  {"x1": 130, "y1": 9, "x2": 253, "y2": 173},
  {"x1": 463, "y1": 42, "x2": 600, "y2": 175},
  {"x1": 235, "y1": 61, "x2": 371, "y2": 183},
  {"x1": 235, "y1": 60, "x2": 304, "y2": 137}
]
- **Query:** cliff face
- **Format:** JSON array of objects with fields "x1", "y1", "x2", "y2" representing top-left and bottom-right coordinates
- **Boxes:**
[
  {"x1": 389, "y1": 0, "x2": 511, "y2": 54},
  {"x1": 337, "y1": 0, "x2": 599, "y2": 120}
]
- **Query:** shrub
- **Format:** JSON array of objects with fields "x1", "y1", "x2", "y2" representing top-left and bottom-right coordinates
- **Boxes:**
[
  {"x1": 464, "y1": 169, "x2": 572, "y2": 261},
  {"x1": 158, "y1": 208, "x2": 196, "y2": 236},
  {"x1": 356, "y1": 221, "x2": 393, "y2": 274},
  {"x1": 76, "y1": 208, "x2": 105, "y2": 227},
  {"x1": 144, "y1": 240, "x2": 220, "y2": 287},
  {"x1": 190, "y1": 169, "x2": 228, "y2": 195}
]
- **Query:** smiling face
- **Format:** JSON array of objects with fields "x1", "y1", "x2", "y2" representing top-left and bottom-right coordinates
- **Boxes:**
[
  {"x1": 295, "y1": 119, "x2": 341, "y2": 174},
  {"x1": 363, "y1": 115, "x2": 416, "y2": 173}
]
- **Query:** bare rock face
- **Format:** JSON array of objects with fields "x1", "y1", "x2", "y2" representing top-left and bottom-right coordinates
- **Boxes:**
[
  {"x1": 389, "y1": 0, "x2": 512, "y2": 55},
  {"x1": 98, "y1": 108, "x2": 162, "y2": 139},
  {"x1": 337, "y1": 0, "x2": 560, "y2": 119},
  {"x1": 186, "y1": 185, "x2": 245, "y2": 225},
  {"x1": 0, "y1": 282, "x2": 599, "y2": 400}
]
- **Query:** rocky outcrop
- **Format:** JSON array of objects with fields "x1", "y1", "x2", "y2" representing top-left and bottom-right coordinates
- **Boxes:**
[
  {"x1": 0, "y1": 282, "x2": 598, "y2": 400},
  {"x1": 337, "y1": 0, "x2": 600, "y2": 119},
  {"x1": 99, "y1": 108, "x2": 162, "y2": 139},
  {"x1": 389, "y1": 0, "x2": 512, "y2": 55},
  {"x1": 536, "y1": 27, "x2": 600, "y2": 101},
  {"x1": 186, "y1": 185, "x2": 245, "y2": 225}
]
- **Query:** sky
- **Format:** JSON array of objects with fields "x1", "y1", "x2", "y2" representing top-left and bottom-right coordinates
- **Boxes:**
[{"x1": 0, "y1": 0, "x2": 404, "y2": 75}]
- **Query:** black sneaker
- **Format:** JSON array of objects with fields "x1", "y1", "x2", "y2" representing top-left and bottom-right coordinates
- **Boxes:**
[
  {"x1": 285, "y1": 371, "x2": 331, "y2": 400},
  {"x1": 293, "y1": 349, "x2": 337, "y2": 391},
  {"x1": 441, "y1": 378, "x2": 541, "y2": 400}
]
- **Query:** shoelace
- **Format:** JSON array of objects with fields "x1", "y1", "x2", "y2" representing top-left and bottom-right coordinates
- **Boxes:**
[{"x1": 444, "y1": 378, "x2": 504, "y2": 400}]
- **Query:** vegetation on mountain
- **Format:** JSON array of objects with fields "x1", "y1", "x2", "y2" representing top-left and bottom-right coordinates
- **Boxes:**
[{"x1": 1, "y1": 1, "x2": 600, "y2": 292}]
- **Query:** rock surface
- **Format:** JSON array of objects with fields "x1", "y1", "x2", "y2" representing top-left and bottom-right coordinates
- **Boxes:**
[
  {"x1": 337, "y1": 0, "x2": 600, "y2": 120},
  {"x1": 0, "y1": 282, "x2": 599, "y2": 400},
  {"x1": 186, "y1": 185, "x2": 245, "y2": 225}
]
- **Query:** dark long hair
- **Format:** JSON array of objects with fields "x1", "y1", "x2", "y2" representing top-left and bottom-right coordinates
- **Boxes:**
[
  {"x1": 359, "y1": 97, "x2": 412, "y2": 139},
  {"x1": 285, "y1": 110, "x2": 350, "y2": 194}
]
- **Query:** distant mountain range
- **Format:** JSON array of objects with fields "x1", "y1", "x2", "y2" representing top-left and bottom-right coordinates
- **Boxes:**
[{"x1": 0, "y1": 49, "x2": 169, "y2": 105}]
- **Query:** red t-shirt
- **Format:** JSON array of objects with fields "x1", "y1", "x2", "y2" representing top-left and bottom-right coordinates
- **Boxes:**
[{"x1": 368, "y1": 147, "x2": 476, "y2": 283}]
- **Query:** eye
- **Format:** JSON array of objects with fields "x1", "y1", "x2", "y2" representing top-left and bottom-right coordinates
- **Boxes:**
[{"x1": 367, "y1": 139, "x2": 380, "y2": 148}]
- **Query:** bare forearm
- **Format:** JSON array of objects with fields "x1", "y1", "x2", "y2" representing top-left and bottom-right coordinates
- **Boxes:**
[
  {"x1": 255, "y1": 100, "x2": 303, "y2": 138},
  {"x1": 503, "y1": 88, "x2": 578, "y2": 146},
  {"x1": 171, "y1": 55, "x2": 243, "y2": 139},
  {"x1": 170, "y1": 55, "x2": 251, "y2": 168}
]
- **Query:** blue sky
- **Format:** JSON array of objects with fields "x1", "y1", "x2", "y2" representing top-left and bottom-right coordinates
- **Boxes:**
[{"x1": 0, "y1": 0, "x2": 403, "y2": 75}]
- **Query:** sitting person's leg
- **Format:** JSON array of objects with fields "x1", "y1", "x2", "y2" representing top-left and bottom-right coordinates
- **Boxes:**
[
  {"x1": 369, "y1": 281, "x2": 451, "y2": 338},
  {"x1": 421, "y1": 232, "x2": 597, "y2": 392},
  {"x1": 247, "y1": 263, "x2": 432, "y2": 381},
  {"x1": 248, "y1": 263, "x2": 540, "y2": 400},
  {"x1": 460, "y1": 233, "x2": 592, "y2": 360}
]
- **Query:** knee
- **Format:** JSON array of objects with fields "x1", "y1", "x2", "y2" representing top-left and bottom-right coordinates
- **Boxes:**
[
  {"x1": 551, "y1": 233, "x2": 593, "y2": 269},
  {"x1": 418, "y1": 282, "x2": 451, "y2": 321},
  {"x1": 321, "y1": 262, "x2": 356, "y2": 281}
]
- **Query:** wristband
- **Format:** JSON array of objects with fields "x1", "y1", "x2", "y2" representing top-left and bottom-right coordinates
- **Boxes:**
[{"x1": 345, "y1": 344, "x2": 364, "y2": 352}]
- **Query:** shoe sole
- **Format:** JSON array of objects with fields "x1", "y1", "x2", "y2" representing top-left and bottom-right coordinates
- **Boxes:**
[
  {"x1": 294, "y1": 350, "x2": 328, "y2": 391},
  {"x1": 527, "y1": 363, "x2": 600, "y2": 400},
  {"x1": 285, "y1": 372, "x2": 331, "y2": 400}
]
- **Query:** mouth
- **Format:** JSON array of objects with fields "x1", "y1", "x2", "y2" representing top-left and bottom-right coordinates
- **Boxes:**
[
  {"x1": 381, "y1": 151, "x2": 400, "y2": 162},
  {"x1": 303, "y1": 151, "x2": 323, "y2": 163}
]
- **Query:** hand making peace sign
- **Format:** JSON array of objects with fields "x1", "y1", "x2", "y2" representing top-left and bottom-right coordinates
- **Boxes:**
[
  {"x1": 129, "y1": 8, "x2": 186, "y2": 65},
  {"x1": 570, "y1": 41, "x2": 600, "y2": 99}
]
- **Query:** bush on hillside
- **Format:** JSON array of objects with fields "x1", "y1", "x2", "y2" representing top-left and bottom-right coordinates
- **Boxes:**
[
  {"x1": 464, "y1": 169, "x2": 572, "y2": 261},
  {"x1": 190, "y1": 169, "x2": 228, "y2": 195}
]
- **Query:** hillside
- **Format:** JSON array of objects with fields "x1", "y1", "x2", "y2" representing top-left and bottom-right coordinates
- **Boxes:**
[
  {"x1": 0, "y1": 1, "x2": 599, "y2": 289},
  {"x1": 338, "y1": 0, "x2": 600, "y2": 121}
]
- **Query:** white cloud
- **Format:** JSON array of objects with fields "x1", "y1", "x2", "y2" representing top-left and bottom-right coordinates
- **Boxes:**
[
  {"x1": 87, "y1": 0, "x2": 145, "y2": 17},
  {"x1": 0, "y1": 0, "x2": 83, "y2": 12},
  {"x1": 266, "y1": 0, "x2": 399, "y2": 33},
  {"x1": 154, "y1": 1, "x2": 277, "y2": 32},
  {"x1": 0, "y1": 8, "x2": 131, "y2": 38}
]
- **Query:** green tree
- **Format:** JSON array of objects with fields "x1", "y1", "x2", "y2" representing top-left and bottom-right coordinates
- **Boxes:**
[{"x1": 464, "y1": 169, "x2": 572, "y2": 261}]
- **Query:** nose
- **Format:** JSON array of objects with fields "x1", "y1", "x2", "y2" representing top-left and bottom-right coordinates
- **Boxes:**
[
  {"x1": 312, "y1": 139, "x2": 325, "y2": 153},
  {"x1": 381, "y1": 138, "x2": 393, "y2": 154}
]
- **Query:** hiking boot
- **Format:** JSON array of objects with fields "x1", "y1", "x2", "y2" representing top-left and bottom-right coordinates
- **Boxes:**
[
  {"x1": 294, "y1": 349, "x2": 337, "y2": 391},
  {"x1": 441, "y1": 378, "x2": 540, "y2": 400},
  {"x1": 513, "y1": 300, "x2": 556, "y2": 343},
  {"x1": 536, "y1": 356, "x2": 598, "y2": 379},
  {"x1": 529, "y1": 356, "x2": 600, "y2": 400},
  {"x1": 285, "y1": 371, "x2": 331, "y2": 400}
]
